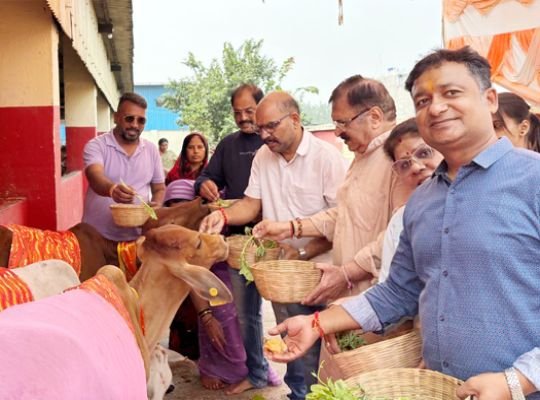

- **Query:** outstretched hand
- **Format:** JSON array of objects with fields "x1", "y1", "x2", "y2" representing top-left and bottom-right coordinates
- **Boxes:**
[
  {"x1": 253, "y1": 220, "x2": 291, "y2": 241},
  {"x1": 199, "y1": 211, "x2": 225, "y2": 234},
  {"x1": 265, "y1": 315, "x2": 320, "y2": 363}
]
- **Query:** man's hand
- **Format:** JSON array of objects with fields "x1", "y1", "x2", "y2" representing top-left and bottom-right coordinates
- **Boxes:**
[
  {"x1": 279, "y1": 243, "x2": 300, "y2": 260},
  {"x1": 253, "y1": 220, "x2": 291, "y2": 241},
  {"x1": 302, "y1": 263, "x2": 347, "y2": 305},
  {"x1": 456, "y1": 372, "x2": 511, "y2": 400},
  {"x1": 199, "y1": 180, "x2": 220, "y2": 202},
  {"x1": 324, "y1": 333, "x2": 341, "y2": 354},
  {"x1": 111, "y1": 183, "x2": 135, "y2": 204},
  {"x1": 199, "y1": 210, "x2": 225, "y2": 234},
  {"x1": 265, "y1": 315, "x2": 320, "y2": 363},
  {"x1": 202, "y1": 315, "x2": 226, "y2": 353}
]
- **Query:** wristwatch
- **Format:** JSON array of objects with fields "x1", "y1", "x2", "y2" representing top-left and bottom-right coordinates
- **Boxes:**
[
  {"x1": 298, "y1": 247, "x2": 307, "y2": 260},
  {"x1": 504, "y1": 367, "x2": 526, "y2": 400}
]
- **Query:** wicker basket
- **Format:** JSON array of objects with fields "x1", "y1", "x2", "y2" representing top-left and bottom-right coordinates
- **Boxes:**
[
  {"x1": 208, "y1": 199, "x2": 238, "y2": 212},
  {"x1": 250, "y1": 260, "x2": 322, "y2": 303},
  {"x1": 345, "y1": 368, "x2": 464, "y2": 399},
  {"x1": 110, "y1": 204, "x2": 150, "y2": 227},
  {"x1": 226, "y1": 235, "x2": 281, "y2": 270},
  {"x1": 333, "y1": 328, "x2": 422, "y2": 379}
]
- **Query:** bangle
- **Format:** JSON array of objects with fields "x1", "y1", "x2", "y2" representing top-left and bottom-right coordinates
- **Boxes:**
[
  {"x1": 504, "y1": 368, "x2": 526, "y2": 400},
  {"x1": 289, "y1": 220, "x2": 295, "y2": 239},
  {"x1": 198, "y1": 308, "x2": 212, "y2": 318},
  {"x1": 341, "y1": 265, "x2": 353, "y2": 291},
  {"x1": 311, "y1": 311, "x2": 325, "y2": 338},
  {"x1": 218, "y1": 208, "x2": 228, "y2": 226},
  {"x1": 295, "y1": 217, "x2": 303, "y2": 239},
  {"x1": 201, "y1": 313, "x2": 213, "y2": 325},
  {"x1": 109, "y1": 183, "x2": 118, "y2": 198}
]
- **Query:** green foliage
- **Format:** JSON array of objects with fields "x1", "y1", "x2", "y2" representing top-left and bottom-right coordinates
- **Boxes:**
[
  {"x1": 162, "y1": 39, "x2": 296, "y2": 145},
  {"x1": 239, "y1": 227, "x2": 278, "y2": 283},
  {"x1": 337, "y1": 331, "x2": 368, "y2": 352}
]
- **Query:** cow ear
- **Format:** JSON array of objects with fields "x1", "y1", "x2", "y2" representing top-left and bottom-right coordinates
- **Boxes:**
[
  {"x1": 170, "y1": 262, "x2": 233, "y2": 306},
  {"x1": 136, "y1": 236, "x2": 146, "y2": 260}
]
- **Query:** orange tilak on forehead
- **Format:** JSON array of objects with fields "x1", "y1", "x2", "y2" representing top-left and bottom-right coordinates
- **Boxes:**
[{"x1": 425, "y1": 78, "x2": 434, "y2": 93}]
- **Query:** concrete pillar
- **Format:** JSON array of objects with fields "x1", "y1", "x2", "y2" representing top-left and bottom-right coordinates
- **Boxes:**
[
  {"x1": 97, "y1": 93, "x2": 111, "y2": 134},
  {"x1": 63, "y1": 39, "x2": 98, "y2": 172},
  {"x1": 0, "y1": 1, "x2": 61, "y2": 228}
]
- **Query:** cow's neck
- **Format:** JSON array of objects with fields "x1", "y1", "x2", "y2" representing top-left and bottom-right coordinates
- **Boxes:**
[{"x1": 129, "y1": 260, "x2": 190, "y2": 351}]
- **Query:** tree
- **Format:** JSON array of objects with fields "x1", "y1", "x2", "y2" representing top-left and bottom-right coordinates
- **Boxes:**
[{"x1": 162, "y1": 39, "x2": 295, "y2": 145}]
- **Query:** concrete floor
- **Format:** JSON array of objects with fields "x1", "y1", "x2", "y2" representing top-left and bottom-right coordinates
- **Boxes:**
[{"x1": 165, "y1": 300, "x2": 290, "y2": 400}]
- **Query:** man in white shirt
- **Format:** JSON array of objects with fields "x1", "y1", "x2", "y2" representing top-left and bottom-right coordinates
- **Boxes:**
[{"x1": 200, "y1": 91, "x2": 346, "y2": 399}]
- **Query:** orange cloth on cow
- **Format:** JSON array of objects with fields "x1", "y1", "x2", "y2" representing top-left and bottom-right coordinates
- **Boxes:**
[
  {"x1": 118, "y1": 241, "x2": 138, "y2": 281},
  {"x1": 4, "y1": 224, "x2": 81, "y2": 276},
  {"x1": 74, "y1": 274, "x2": 137, "y2": 335},
  {"x1": 0, "y1": 267, "x2": 34, "y2": 311}
]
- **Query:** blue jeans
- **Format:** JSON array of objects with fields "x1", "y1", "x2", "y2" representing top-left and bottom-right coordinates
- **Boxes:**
[
  {"x1": 228, "y1": 267, "x2": 268, "y2": 388},
  {"x1": 272, "y1": 302, "x2": 323, "y2": 400}
]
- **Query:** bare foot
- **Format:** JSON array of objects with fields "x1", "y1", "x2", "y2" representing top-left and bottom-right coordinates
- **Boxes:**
[
  {"x1": 201, "y1": 374, "x2": 226, "y2": 390},
  {"x1": 225, "y1": 378, "x2": 254, "y2": 395}
]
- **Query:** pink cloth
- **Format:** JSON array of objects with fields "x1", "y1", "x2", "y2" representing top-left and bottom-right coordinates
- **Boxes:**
[{"x1": 0, "y1": 290, "x2": 146, "y2": 400}]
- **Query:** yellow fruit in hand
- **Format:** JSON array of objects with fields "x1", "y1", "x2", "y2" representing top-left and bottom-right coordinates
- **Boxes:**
[{"x1": 264, "y1": 337, "x2": 288, "y2": 354}]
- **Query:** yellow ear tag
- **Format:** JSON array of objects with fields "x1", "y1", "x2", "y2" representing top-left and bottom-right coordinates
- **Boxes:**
[{"x1": 209, "y1": 287, "x2": 218, "y2": 297}]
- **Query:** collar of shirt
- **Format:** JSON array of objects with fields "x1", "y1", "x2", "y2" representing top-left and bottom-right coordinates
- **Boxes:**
[
  {"x1": 105, "y1": 130, "x2": 145, "y2": 157},
  {"x1": 355, "y1": 129, "x2": 392, "y2": 161},
  {"x1": 433, "y1": 136, "x2": 513, "y2": 184}
]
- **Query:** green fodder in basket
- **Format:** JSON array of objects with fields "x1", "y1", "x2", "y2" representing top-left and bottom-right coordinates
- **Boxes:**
[
  {"x1": 337, "y1": 331, "x2": 367, "y2": 352},
  {"x1": 213, "y1": 198, "x2": 234, "y2": 208},
  {"x1": 239, "y1": 227, "x2": 278, "y2": 282},
  {"x1": 307, "y1": 364, "x2": 410, "y2": 400}
]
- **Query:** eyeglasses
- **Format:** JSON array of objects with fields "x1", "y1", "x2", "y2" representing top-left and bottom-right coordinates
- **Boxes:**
[
  {"x1": 123, "y1": 115, "x2": 147, "y2": 125},
  {"x1": 256, "y1": 114, "x2": 291, "y2": 135},
  {"x1": 333, "y1": 108, "x2": 370, "y2": 130},
  {"x1": 392, "y1": 146, "x2": 434, "y2": 176}
]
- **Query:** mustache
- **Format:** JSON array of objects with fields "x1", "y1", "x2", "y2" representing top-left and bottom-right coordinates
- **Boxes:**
[
  {"x1": 264, "y1": 138, "x2": 278, "y2": 145},
  {"x1": 239, "y1": 120, "x2": 254, "y2": 125},
  {"x1": 339, "y1": 133, "x2": 349, "y2": 141}
]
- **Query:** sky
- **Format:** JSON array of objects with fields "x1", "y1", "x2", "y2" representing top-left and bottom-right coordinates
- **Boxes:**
[{"x1": 133, "y1": 0, "x2": 443, "y2": 104}]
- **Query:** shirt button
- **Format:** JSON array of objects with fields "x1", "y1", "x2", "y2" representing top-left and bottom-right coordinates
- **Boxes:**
[
  {"x1": 439, "y1": 315, "x2": 445, "y2": 322},
  {"x1": 442, "y1": 270, "x2": 448, "y2": 277},
  {"x1": 443, "y1": 361, "x2": 449, "y2": 368},
  {"x1": 444, "y1": 228, "x2": 449, "y2": 234}
]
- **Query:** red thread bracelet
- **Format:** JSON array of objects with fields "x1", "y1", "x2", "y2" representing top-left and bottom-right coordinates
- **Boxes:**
[
  {"x1": 312, "y1": 311, "x2": 325, "y2": 338},
  {"x1": 218, "y1": 208, "x2": 228, "y2": 226}
]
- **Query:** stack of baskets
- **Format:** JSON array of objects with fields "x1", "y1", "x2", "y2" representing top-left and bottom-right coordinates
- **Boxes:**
[
  {"x1": 345, "y1": 368, "x2": 464, "y2": 399},
  {"x1": 110, "y1": 204, "x2": 150, "y2": 227},
  {"x1": 250, "y1": 260, "x2": 322, "y2": 303}
]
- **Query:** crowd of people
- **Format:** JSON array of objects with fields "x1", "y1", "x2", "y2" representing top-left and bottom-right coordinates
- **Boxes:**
[{"x1": 80, "y1": 46, "x2": 540, "y2": 400}]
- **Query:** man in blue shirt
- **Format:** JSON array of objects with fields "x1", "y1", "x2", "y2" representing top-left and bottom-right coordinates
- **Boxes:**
[{"x1": 265, "y1": 47, "x2": 540, "y2": 399}]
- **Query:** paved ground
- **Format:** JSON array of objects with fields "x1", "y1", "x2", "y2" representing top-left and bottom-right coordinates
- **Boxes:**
[{"x1": 166, "y1": 300, "x2": 290, "y2": 400}]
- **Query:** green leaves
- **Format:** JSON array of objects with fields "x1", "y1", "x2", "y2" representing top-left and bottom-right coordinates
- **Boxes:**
[
  {"x1": 337, "y1": 331, "x2": 368, "y2": 352},
  {"x1": 161, "y1": 39, "x2": 299, "y2": 146},
  {"x1": 238, "y1": 227, "x2": 278, "y2": 283}
]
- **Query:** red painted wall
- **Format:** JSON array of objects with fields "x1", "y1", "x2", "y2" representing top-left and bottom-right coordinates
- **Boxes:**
[
  {"x1": 57, "y1": 171, "x2": 85, "y2": 230},
  {"x1": 66, "y1": 126, "x2": 96, "y2": 172},
  {"x1": 0, "y1": 198, "x2": 29, "y2": 226},
  {"x1": 312, "y1": 129, "x2": 343, "y2": 151},
  {"x1": 0, "y1": 106, "x2": 60, "y2": 229}
]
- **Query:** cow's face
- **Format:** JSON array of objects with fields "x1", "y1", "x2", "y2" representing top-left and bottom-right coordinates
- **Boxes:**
[
  {"x1": 138, "y1": 224, "x2": 228, "y2": 267},
  {"x1": 136, "y1": 225, "x2": 232, "y2": 305}
]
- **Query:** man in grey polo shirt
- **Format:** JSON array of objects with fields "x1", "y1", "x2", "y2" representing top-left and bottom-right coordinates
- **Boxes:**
[{"x1": 82, "y1": 92, "x2": 165, "y2": 242}]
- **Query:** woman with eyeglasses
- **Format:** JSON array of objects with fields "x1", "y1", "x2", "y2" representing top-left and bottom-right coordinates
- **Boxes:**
[
  {"x1": 492, "y1": 92, "x2": 540, "y2": 153},
  {"x1": 378, "y1": 118, "x2": 443, "y2": 281},
  {"x1": 166, "y1": 132, "x2": 209, "y2": 185}
]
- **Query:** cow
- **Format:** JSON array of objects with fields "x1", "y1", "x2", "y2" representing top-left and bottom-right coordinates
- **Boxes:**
[
  {"x1": 0, "y1": 224, "x2": 231, "y2": 399},
  {"x1": 0, "y1": 197, "x2": 210, "y2": 281}
]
